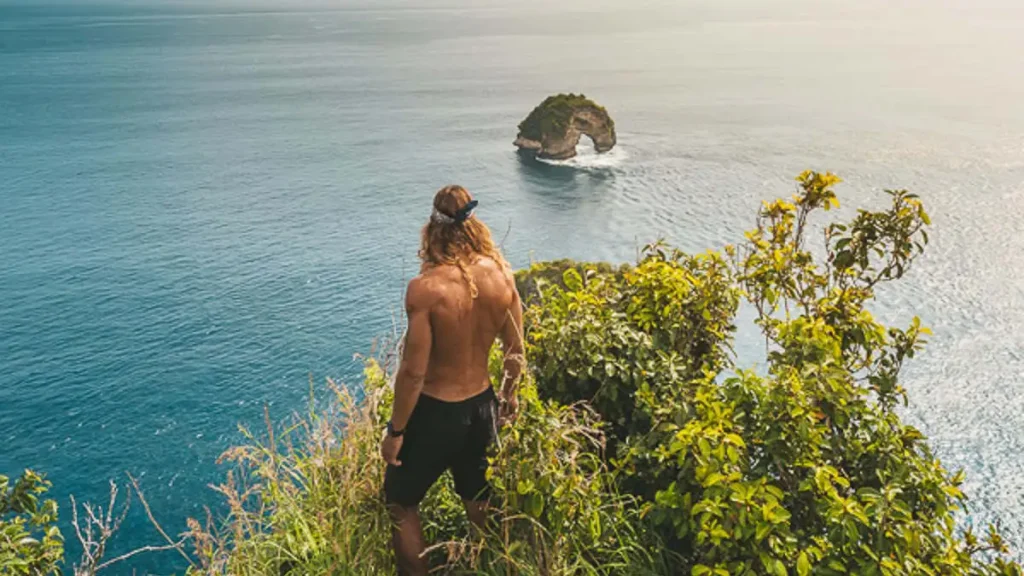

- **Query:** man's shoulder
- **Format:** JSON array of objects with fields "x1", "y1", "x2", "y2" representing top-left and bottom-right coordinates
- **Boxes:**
[
  {"x1": 470, "y1": 256, "x2": 514, "y2": 283},
  {"x1": 474, "y1": 260, "x2": 519, "y2": 305},
  {"x1": 406, "y1": 274, "x2": 444, "y2": 310},
  {"x1": 473, "y1": 255, "x2": 505, "y2": 272}
]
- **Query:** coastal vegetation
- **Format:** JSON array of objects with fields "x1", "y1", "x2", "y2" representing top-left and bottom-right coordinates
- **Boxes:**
[
  {"x1": 516, "y1": 94, "x2": 614, "y2": 142},
  {"x1": 3, "y1": 172, "x2": 1022, "y2": 575}
]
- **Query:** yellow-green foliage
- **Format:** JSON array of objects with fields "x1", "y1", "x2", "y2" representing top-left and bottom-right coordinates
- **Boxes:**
[
  {"x1": 514, "y1": 259, "x2": 620, "y2": 307},
  {"x1": 1, "y1": 471, "x2": 64, "y2": 576},
  {"x1": 516, "y1": 93, "x2": 614, "y2": 141},
  {"x1": 522, "y1": 172, "x2": 1023, "y2": 575},
  {"x1": 519, "y1": 244, "x2": 739, "y2": 474}
]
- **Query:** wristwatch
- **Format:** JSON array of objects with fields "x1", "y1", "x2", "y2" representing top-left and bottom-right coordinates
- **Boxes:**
[{"x1": 386, "y1": 421, "x2": 405, "y2": 438}]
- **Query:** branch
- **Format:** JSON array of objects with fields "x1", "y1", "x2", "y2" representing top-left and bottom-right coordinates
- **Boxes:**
[
  {"x1": 127, "y1": 473, "x2": 195, "y2": 568},
  {"x1": 95, "y1": 540, "x2": 190, "y2": 572}
]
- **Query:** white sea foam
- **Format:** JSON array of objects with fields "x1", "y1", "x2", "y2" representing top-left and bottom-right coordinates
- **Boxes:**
[{"x1": 536, "y1": 143, "x2": 628, "y2": 170}]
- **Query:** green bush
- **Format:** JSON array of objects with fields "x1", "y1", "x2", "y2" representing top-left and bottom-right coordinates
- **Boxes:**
[
  {"x1": 1, "y1": 471, "x2": 65, "y2": 576},
  {"x1": 522, "y1": 172, "x2": 1023, "y2": 575},
  {"x1": 518, "y1": 244, "x2": 739, "y2": 499}
]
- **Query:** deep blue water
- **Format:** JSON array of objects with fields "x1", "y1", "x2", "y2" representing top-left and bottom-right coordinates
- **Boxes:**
[{"x1": 2, "y1": 0, "x2": 1024, "y2": 571}]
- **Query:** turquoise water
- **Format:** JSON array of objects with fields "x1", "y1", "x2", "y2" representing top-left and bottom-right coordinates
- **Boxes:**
[{"x1": 2, "y1": 0, "x2": 1024, "y2": 569}]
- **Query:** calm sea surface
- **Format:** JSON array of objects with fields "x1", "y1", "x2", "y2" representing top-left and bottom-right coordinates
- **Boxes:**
[{"x1": 2, "y1": 0, "x2": 1023, "y2": 570}]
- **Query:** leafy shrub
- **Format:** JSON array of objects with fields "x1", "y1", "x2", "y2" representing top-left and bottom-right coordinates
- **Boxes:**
[
  {"x1": 514, "y1": 259, "x2": 619, "y2": 308},
  {"x1": 1, "y1": 471, "x2": 65, "y2": 576},
  {"x1": 521, "y1": 172, "x2": 1023, "y2": 575},
  {"x1": 519, "y1": 244, "x2": 739, "y2": 498}
]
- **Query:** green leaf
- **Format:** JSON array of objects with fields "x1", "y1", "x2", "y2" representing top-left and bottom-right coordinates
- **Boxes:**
[
  {"x1": 525, "y1": 492, "x2": 545, "y2": 518},
  {"x1": 797, "y1": 551, "x2": 812, "y2": 576},
  {"x1": 516, "y1": 480, "x2": 534, "y2": 495},
  {"x1": 562, "y1": 268, "x2": 584, "y2": 291}
]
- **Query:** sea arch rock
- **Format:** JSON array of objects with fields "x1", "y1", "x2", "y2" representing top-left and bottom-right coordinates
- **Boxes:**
[{"x1": 513, "y1": 94, "x2": 617, "y2": 160}]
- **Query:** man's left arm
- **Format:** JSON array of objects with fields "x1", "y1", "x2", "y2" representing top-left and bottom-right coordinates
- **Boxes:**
[{"x1": 381, "y1": 278, "x2": 433, "y2": 466}]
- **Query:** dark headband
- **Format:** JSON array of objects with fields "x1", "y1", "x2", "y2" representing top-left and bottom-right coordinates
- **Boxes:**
[
  {"x1": 430, "y1": 199, "x2": 479, "y2": 226},
  {"x1": 453, "y1": 200, "x2": 479, "y2": 223}
]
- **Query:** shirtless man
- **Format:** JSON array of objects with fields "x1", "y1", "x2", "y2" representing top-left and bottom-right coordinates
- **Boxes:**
[{"x1": 380, "y1": 185, "x2": 524, "y2": 576}]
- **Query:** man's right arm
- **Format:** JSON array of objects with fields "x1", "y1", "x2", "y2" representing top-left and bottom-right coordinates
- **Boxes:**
[{"x1": 499, "y1": 274, "x2": 525, "y2": 402}]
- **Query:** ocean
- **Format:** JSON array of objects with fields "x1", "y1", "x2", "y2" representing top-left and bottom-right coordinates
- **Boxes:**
[{"x1": 2, "y1": 0, "x2": 1023, "y2": 570}]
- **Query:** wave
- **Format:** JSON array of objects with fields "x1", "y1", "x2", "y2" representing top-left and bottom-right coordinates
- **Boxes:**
[{"x1": 536, "y1": 144, "x2": 628, "y2": 170}]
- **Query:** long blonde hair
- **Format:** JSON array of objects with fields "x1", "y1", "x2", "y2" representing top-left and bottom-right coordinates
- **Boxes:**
[{"x1": 419, "y1": 185, "x2": 508, "y2": 298}]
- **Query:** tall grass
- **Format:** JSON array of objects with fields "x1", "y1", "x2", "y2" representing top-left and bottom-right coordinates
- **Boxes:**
[
  {"x1": 182, "y1": 354, "x2": 668, "y2": 575},
  {"x1": 186, "y1": 366, "x2": 394, "y2": 575}
]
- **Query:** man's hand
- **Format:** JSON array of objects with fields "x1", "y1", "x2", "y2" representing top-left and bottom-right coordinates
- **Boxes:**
[
  {"x1": 499, "y1": 393, "x2": 519, "y2": 426},
  {"x1": 380, "y1": 432, "x2": 404, "y2": 467}
]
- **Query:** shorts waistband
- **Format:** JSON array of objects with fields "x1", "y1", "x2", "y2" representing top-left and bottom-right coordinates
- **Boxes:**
[{"x1": 418, "y1": 386, "x2": 496, "y2": 408}]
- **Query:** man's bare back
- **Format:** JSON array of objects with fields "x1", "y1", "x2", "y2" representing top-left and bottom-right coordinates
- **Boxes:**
[{"x1": 414, "y1": 257, "x2": 519, "y2": 402}]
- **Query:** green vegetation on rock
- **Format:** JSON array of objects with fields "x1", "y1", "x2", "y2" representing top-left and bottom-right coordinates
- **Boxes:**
[
  {"x1": 4, "y1": 172, "x2": 1022, "y2": 575},
  {"x1": 516, "y1": 93, "x2": 615, "y2": 141}
]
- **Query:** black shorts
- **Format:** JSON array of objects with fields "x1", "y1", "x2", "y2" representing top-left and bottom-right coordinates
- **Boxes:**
[{"x1": 384, "y1": 387, "x2": 498, "y2": 507}]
